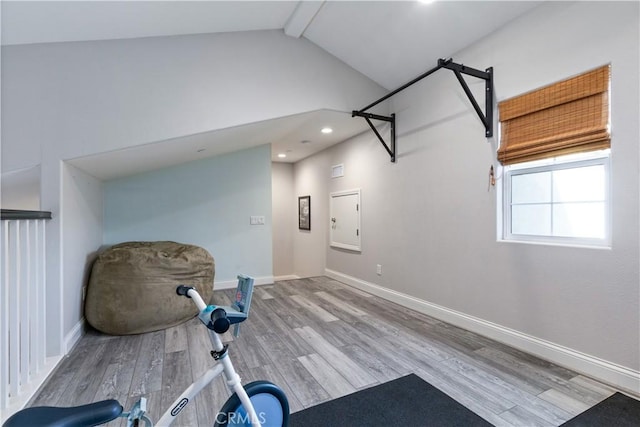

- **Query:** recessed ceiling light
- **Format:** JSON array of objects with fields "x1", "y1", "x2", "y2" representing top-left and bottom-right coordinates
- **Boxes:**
[
  {"x1": 321, "y1": 127, "x2": 333, "y2": 134},
  {"x1": 277, "y1": 153, "x2": 287, "y2": 158}
]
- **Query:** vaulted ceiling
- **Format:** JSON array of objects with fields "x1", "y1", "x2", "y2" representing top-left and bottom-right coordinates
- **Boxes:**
[{"x1": 1, "y1": 1, "x2": 542, "y2": 178}]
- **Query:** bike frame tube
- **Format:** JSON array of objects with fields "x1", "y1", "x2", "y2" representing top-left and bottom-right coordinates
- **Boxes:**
[
  {"x1": 220, "y1": 356, "x2": 260, "y2": 427},
  {"x1": 208, "y1": 328, "x2": 225, "y2": 353},
  {"x1": 154, "y1": 339, "x2": 260, "y2": 427},
  {"x1": 186, "y1": 288, "x2": 207, "y2": 311},
  {"x1": 155, "y1": 288, "x2": 260, "y2": 427}
]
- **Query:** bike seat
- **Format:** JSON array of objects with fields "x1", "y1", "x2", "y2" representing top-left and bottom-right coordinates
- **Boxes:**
[{"x1": 3, "y1": 399, "x2": 122, "y2": 427}]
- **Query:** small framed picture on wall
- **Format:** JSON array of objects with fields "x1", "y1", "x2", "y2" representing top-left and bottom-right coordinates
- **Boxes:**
[{"x1": 298, "y1": 195, "x2": 311, "y2": 230}]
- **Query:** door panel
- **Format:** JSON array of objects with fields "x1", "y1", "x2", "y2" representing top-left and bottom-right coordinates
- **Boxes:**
[{"x1": 330, "y1": 189, "x2": 361, "y2": 251}]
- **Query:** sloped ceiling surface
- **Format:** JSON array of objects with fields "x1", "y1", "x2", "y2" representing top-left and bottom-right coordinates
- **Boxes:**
[
  {"x1": 2, "y1": 1, "x2": 542, "y2": 90},
  {"x1": 304, "y1": 1, "x2": 541, "y2": 89},
  {"x1": 1, "y1": 1, "x2": 299, "y2": 46}
]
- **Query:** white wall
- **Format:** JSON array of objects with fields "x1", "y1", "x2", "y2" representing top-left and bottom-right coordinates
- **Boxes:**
[
  {"x1": 104, "y1": 145, "x2": 272, "y2": 284},
  {"x1": 1, "y1": 166, "x2": 40, "y2": 210},
  {"x1": 1, "y1": 30, "x2": 385, "y2": 173},
  {"x1": 61, "y1": 162, "x2": 103, "y2": 350},
  {"x1": 295, "y1": 1, "x2": 639, "y2": 391},
  {"x1": 271, "y1": 162, "x2": 295, "y2": 278}
]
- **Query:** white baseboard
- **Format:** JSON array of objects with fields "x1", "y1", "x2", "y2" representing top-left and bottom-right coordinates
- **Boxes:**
[
  {"x1": 64, "y1": 318, "x2": 85, "y2": 354},
  {"x1": 214, "y1": 276, "x2": 274, "y2": 290},
  {"x1": 274, "y1": 275, "x2": 300, "y2": 281},
  {"x1": 325, "y1": 268, "x2": 640, "y2": 396}
]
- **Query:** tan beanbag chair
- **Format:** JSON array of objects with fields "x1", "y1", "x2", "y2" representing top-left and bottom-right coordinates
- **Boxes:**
[{"x1": 85, "y1": 241, "x2": 215, "y2": 335}]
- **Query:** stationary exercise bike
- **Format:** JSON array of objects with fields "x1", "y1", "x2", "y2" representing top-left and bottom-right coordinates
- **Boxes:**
[{"x1": 4, "y1": 275, "x2": 290, "y2": 427}]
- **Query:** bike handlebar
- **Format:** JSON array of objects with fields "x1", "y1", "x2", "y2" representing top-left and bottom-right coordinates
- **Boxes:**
[
  {"x1": 176, "y1": 285, "x2": 193, "y2": 297},
  {"x1": 176, "y1": 285, "x2": 230, "y2": 333},
  {"x1": 211, "y1": 307, "x2": 231, "y2": 334},
  {"x1": 176, "y1": 285, "x2": 207, "y2": 310}
]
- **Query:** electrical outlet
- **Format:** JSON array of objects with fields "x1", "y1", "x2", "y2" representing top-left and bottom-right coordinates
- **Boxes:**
[{"x1": 376, "y1": 264, "x2": 382, "y2": 275}]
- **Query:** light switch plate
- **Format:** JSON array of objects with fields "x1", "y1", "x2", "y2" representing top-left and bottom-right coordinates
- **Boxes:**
[{"x1": 250, "y1": 216, "x2": 265, "y2": 225}]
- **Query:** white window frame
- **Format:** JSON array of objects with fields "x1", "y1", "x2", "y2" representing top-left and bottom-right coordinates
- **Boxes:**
[{"x1": 501, "y1": 151, "x2": 611, "y2": 247}]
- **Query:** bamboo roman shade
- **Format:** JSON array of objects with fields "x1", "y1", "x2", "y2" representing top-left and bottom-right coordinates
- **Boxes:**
[{"x1": 497, "y1": 65, "x2": 610, "y2": 165}]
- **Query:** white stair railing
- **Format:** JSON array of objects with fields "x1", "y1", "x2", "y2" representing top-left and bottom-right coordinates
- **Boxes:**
[{"x1": 0, "y1": 210, "x2": 58, "y2": 422}]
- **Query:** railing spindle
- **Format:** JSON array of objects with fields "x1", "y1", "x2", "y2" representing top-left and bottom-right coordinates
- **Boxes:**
[
  {"x1": 1, "y1": 221, "x2": 10, "y2": 410},
  {"x1": 19, "y1": 221, "x2": 31, "y2": 389},
  {"x1": 8, "y1": 221, "x2": 20, "y2": 399}
]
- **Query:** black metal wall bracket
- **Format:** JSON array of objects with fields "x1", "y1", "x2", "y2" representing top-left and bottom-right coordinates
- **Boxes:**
[
  {"x1": 351, "y1": 111, "x2": 397, "y2": 162},
  {"x1": 352, "y1": 58, "x2": 494, "y2": 162}
]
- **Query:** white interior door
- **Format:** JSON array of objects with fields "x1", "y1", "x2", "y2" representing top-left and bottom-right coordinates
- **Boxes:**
[{"x1": 330, "y1": 189, "x2": 361, "y2": 251}]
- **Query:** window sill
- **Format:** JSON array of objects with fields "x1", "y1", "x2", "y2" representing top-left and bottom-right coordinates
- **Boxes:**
[{"x1": 497, "y1": 238, "x2": 612, "y2": 251}]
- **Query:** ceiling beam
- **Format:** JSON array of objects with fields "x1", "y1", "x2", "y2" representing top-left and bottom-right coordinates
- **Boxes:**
[{"x1": 284, "y1": 1, "x2": 325, "y2": 38}]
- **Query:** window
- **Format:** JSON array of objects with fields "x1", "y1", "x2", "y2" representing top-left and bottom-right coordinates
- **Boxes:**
[
  {"x1": 497, "y1": 65, "x2": 611, "y2": 246},
  {"x1": 503, "y1": 151, "x2": 610, "y2": 245}
]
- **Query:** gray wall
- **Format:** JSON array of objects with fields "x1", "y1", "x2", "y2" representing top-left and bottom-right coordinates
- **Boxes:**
[
  {"x1": 272, "y1": 162, "x2": 295, "y2": 278},
  {"x1": 61, "y1": 163, "x2": 103, "y2": 350},
  {"x1": 293, "y1": 153, "x2": 330, "y2": 278},
  {"x1": 1, "y1": 166, "x2": 40, "y2": 210},
  {"x1": 104, "y1": 145, "x2": 272, "y2": 284},
  {"x1": 293, "y1": 1, "x2": 639, "y2": 388}
]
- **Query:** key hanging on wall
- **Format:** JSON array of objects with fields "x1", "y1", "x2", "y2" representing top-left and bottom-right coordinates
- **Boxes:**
[{"x1": 488, "y1": 165, "x2": 496, "y2": 191}]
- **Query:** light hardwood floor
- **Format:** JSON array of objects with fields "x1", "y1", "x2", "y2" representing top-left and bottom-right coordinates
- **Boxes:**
[{"x1": 30, "y1": 277, "x2": 619, "y2": 426}]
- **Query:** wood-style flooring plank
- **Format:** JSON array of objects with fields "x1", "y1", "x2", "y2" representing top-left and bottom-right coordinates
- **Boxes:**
[
  {"x1": 193, "y1": 374, "x2": 229, "y2": 427},
  {"x1": 414, "y1": 367, "x2": 512, "y2": 427},
  {"x1": 297, "y1": 353, "x2": 357, "y2": 399},
  {"x1": 29, "y1": 344, "x2": 95, "y2": 406},
  {"x1": 254, "y1": 333, "x2": 305, "y2": 365},
  {"x1": 95, "y1": 361, "x2": 137, "y2": 403},
  {"x1": 164, "y1": 322, "x2": 189, "y2": 354},
  {"x1": 272, "y1": 358, "x2": 330, "y2": 409},
  {"x1": 340, "y1": 343, "x2": 405, "y2": 382},
  {"x1": 160, "y1": 350, "x2": 198, "y2": 426},
  {"x1": 128, "y1": 331, "x2": 165, "y2": 397},
  {"x1": 499, "y1": 404, "x2": 554, "y2": 427},
  {"x1": 258, "y1": 292, "x2": 308, "y2": 330},
  {"x1": 538, "y1": 388, "x2": 591, "y2": 416},
  {"x1": 569, "y1": 374, "x2": 617, "y2": 398},
  {"x1": 413, "y1": 352, "x2": 518, "y2": 415},
  {"x1": 58, "y1": 343, "x2": 112, "y2": 407},
  {"x1": 294, "y1": 326, "x2": 376, "y2": 389},
  {"x1": 314, "y1": 290, "x2": 368, "y2": 317},
  {"x1": 475, "y1": 347, "x2": 606, "y2": 405},
  {"x1": 289, "y1": 294, "x2": 340, "y2": 323},
  {"x1": 254, "y1": 286, "x2": 274, "y2": 300},
  {"x1": 441, "y1": 356, "x2": 572, "y2": 425}
]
